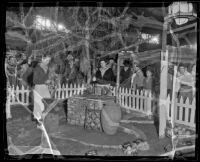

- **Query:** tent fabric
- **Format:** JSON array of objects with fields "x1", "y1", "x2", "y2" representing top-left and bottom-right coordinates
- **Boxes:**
[
  {"x1": 6, "y1": 34, "x2": 27, "y2": 50},
  {"x1": 167, "y1": 46, "x2": 196, "y2": 64}
]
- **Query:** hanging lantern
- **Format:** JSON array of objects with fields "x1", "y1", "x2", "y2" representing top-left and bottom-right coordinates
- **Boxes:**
[{"x1": 167, "y1": 2, "x2": 196, "y2": 25}]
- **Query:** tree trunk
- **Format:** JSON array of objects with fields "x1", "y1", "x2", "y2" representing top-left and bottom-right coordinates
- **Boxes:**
[
  {"x1": 159, "y1": 21, "x2": 168, "y2": 138},
  {"x1": 85, "y1": 9, "x2": 91, "y2": 84}
]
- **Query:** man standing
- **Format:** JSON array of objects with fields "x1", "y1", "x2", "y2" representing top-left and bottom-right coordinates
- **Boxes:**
[
  {"x1": 32, "y1": 54, "x2": 52, "y2": 121},
  {"x1": 176, "y1": 64, "x2": 193, "y2": 103},
  {"x1": 120, "y1": 60, "x2": 131, "y2": 84}
]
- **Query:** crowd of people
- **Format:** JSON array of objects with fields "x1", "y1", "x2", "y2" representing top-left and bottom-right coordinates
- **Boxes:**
[
  {"x1": 6, "y1": 53, "x2": 196, "y2": 102},
  {"x1": 93, "y1": 58, "x2": 156, "y2": 95},
  {"x1": 120, "y1": 60, "x2": 156, "y2": 94},
  {"x1": 93, "y1": 57, "x2": 196, "y2": 103},
  {"x1": 5, "y1": 53, "x2": 86, "y2": 89},
  {"x1": 6, "y1": 52, "x2": 196, "y2": 124}
]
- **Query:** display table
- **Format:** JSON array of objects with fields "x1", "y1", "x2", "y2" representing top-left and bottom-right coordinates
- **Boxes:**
[{"x1": 67, "y1": 95, "x2": 116, "y2": 132}]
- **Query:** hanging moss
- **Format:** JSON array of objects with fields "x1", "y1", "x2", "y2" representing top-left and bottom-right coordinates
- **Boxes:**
[{"x1": 79, "y1": 47, "x2": 91, "y2": 76}]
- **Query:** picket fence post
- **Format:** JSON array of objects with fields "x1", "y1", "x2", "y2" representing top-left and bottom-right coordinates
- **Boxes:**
[
  {"x1": 6, "y1": 87, "x2": 12, "y2": 119},
  {"x1": 190, "y1": 98, "x2": 195, "y2": 127},
  {"x1": 166, "y1": 95, "x2": 171, "y2": 120},
  {"x1": 124, "y1": 88, "x2": 128, "y2": 108},
  {"x1": 146, "y1": 91, "x2": 152, "y2": 115},
  {"x1": 141, "y1": 90, "x2": 144, "y2": 111},
  {"x1": 128, "y1": 88, "x2": 131, "y2": 109},
  {"x1": 21, "y1": 85, "x2": 24, "y2": 103},
  {"x1": 118, "y1": 87, "x2": 121, "y2": 105},
  {"x1": 192, "y1": 98, "x2": 196, "y2": 127}
]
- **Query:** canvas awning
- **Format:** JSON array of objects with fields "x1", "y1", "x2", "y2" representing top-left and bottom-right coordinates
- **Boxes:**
[
  {"x1": 118, "y1": 45, "x2": 196, "y2": 66},
  {"x1": 5, "y1": 32, "x2": 28, "y2": 50},
  {"x1": 167, "y1": 45, "x2": 196, "y2": 64}
]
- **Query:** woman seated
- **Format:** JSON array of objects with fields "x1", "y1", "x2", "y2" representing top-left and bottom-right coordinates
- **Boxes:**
[{"x1": 95, "y1": 59, "x2": 115, "y2": 86}]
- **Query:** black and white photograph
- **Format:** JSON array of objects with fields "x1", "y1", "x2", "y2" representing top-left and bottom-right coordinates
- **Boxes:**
[{"x1": 3, "y1": 1, "x2": 199, "y2": 160}]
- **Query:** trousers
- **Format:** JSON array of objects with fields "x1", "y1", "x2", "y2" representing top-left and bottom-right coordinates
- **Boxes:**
[{"x1": 33, "y1": 84, "x2": 51, "y2": 120}]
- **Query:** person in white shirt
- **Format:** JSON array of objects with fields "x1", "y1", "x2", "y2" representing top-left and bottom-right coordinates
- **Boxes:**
[{"x1": 176, "y1": 64, "x2": 194, "y2": 103}]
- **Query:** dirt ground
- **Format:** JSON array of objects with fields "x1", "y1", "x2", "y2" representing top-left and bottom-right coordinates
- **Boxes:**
[{"x1": 6, "y1": 104, "x2": 172, "y2": 157}]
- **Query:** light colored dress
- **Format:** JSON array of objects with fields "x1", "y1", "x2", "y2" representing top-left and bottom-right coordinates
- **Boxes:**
[
  {"x1": 33, "y1": 84, "x2": 51, "y2": 120},
  {"x1": 33, "y1": 64, "x2": 51, "y2": 120}
]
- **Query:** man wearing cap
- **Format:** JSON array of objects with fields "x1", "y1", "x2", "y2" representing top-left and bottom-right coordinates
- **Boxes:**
[{"x1": 120, "y1": 60, "x2": 132, "y2": 84}]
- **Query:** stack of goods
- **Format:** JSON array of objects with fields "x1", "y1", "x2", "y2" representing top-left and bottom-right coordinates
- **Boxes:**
[
  {"x1": 121, "y1": 139, "x2": 150, "y2": 155},
  {"x1": 67, "y1": 96, "x2": 87, "y2": 126},
  {"x1": 165, "y1": 121, "x2": 196, "y2": 147},
  {"x1": 94, "y1": 84, "x2": 112, "y2": 96}
]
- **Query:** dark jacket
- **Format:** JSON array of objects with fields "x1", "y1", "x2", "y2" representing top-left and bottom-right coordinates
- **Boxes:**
[
  {"x1": 96, "y1": 68, "x2": 115, "y2": 85},
  {"x1": 33, "y1": 64, "x2": 49, "y2": 85},
  {"x1": 120, "y1": 68, "x2": 132, "y2": 83},
  {"x1": 22, "y1": 64, "x2": 49, "y2": 86}
]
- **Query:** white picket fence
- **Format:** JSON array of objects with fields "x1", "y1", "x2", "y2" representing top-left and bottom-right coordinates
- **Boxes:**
[
  {"x1": 7, "y1": 84, "x2": 195, "y2": 128},
  {"x1": 8, "y1": 83, "x2": 86, "y2": 105},
  {"x1": 54, "y1": 84, "x2": 86, "y2": 99},
  {"x1": 118, "y1": 87, "x2": 154, "y2": 115},
  {"x1": 9, "y1": 85, "x2": 31, "y2": 105},
  {"x1": 118, "y1": 87, "x2": 196, "y2": 128},
  {"x1": 166, "y1": 95, "x2": 196, "y2": 128}
]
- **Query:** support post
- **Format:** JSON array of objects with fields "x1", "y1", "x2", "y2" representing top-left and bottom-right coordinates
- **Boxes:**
[
  {"x1": 159, "y1": 21, "x2": 169, "y2": 138},
  {"x1": 116, "y1": 53, "x2": 122, "y2": 103},
  {"x1": 85, "y1": 8, "x2": 91, "y2": 84},
  {"x1": 171, "y1": 65, "x2": 178, "y2": 130}
]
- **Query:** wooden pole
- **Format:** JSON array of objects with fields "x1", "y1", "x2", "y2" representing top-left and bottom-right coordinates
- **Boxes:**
[
  {"x1": 85, "y1": 12, "x2": 91, "y2": 84},
  {"x1": 171, "y1": 65, "x2": 177, "y2": 136},
  {"x1": 116, "y1": 53, "x2": 121, "y2": 103},
  {"x1": 159, "y1": 20, "x2": 169, "y2": 138}
]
